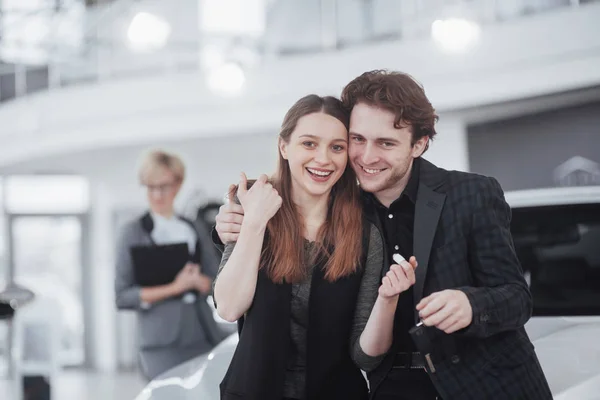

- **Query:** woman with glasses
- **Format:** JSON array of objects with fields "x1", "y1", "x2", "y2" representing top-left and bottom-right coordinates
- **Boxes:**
[{"x1": 114, "y1": 149, "x2": 227, "y2": 380}]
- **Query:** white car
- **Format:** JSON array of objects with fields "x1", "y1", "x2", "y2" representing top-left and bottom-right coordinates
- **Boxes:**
[
  {"x1": 505, "y1": 186, "x2": 600, "y2": 400},
  {"x1": 136, "y1": 186, "x2": 600, "y2": 400}
]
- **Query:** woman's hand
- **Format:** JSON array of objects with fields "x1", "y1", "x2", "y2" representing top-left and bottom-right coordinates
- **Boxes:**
[
  {"x1": 172, "y1": 263, "x2": 201, "y2": 294},
  {"x1": 236, "y1": 173, "x2": 282, "y2": 229},
  {"x1": 378, "y1": 256, "x2": 418, "y2": 300}
]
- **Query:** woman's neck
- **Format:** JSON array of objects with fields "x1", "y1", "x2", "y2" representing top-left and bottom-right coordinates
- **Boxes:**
[
  {"x1": 291, "y1": 187, "x2": 329, "y2": 241},
  {"x1": 151, "y1": 209, "x2": 175, "y2": 220}
]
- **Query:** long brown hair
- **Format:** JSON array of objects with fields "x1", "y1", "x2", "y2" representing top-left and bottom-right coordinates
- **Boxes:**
[
  {"x1": 234, "y1": 95, "x2": 363, "y2": 283},
  {"x1": 341, "y1": 69, "x2": 439, "y2": 152}
]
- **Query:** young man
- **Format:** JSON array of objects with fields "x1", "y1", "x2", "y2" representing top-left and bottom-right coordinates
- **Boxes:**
[{"x1": 214, "y1": 70, "x2": 552, "y2": 400}]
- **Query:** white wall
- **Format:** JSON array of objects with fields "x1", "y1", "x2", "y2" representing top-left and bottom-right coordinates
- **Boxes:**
[
  {"x1": 1, "y1": 3, "x2": 599, "y2": 167},
  {"x1": 426, "y1": 114, "x2": 470, "y2": 172}
]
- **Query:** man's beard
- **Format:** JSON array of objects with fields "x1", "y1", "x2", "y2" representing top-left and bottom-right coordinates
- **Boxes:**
[{"x1": 360, "y1": 167, "x2": 405, "y2": 194}]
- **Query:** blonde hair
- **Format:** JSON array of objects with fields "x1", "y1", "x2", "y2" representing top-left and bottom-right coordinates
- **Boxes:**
[{"x1": 138, "y1": 150, "x2": 185, "y2": 185}]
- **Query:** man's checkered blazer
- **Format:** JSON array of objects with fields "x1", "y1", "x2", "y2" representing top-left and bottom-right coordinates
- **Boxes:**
[{"x1": 364, "y1": 158, "x2": 553, "y2": 400}]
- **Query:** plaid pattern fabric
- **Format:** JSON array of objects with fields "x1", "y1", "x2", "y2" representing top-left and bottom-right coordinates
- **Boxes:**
[{"x1": 367, "y1": 159, "x2": 552, "y2": 400}]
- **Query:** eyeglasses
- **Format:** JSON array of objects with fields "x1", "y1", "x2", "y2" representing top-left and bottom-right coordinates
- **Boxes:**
[{"x1": 144, "y1": 182, "x2": 176, "y2": 195}]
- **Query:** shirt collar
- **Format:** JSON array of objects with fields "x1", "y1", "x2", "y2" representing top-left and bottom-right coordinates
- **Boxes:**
[{"x1": 150, "y1": 211, "x2": 177, "y2": 225}]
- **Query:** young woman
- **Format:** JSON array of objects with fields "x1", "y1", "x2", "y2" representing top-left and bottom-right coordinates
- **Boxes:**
[{"x1": 214, "y1": 95, "x2": 410, "y2": 400}]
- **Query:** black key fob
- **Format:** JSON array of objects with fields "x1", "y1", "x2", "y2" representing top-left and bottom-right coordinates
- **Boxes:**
[
  {"x1": 409, "y1": 322, "x2": 436, "y2": 373},
  {"x1": 409, "y1": 322, "x2": 432, "y2": 352}
]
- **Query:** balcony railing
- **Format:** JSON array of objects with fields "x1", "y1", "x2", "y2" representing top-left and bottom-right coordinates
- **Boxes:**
[{"x1": 0, "y1": 0, "x2": 596, "y2": 104}]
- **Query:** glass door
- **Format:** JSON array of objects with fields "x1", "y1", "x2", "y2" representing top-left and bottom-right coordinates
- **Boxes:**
[{"x1": 9, "y1": 215, "x2": 86, "y2": 366}]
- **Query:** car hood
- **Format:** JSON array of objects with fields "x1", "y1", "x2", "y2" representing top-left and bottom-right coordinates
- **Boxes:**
[
  {"x1": 134, "y1": 334, "x2": 238, "y2": 400},
  {"x1": 136, "y1": 318, "x2": 600, "y2": 400},
  {"x1": 527, "y1": 317, "x2": 600, "y2": 399}
]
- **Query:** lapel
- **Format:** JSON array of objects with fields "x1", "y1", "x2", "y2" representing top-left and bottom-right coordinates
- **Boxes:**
[{"x1": 412, "y1": 159, "x2": 447, "y2": 319}]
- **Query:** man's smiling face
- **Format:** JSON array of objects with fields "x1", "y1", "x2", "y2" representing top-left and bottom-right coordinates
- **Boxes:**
[{"x1": 348, "y1": 102, "x2": 427, "y2": 202}]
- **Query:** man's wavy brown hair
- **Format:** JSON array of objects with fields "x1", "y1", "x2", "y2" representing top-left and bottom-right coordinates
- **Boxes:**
[{"x1": 341, "y1": 69, "x2": 439, "y2": 152}]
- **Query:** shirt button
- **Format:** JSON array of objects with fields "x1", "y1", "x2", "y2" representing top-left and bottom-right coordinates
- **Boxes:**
[
  {"x1": 388, "y1": 214, "x2": 393, "y2": 219},
  {"x1": 394, "y1": 245, "x2": 399, "y2": 250}
]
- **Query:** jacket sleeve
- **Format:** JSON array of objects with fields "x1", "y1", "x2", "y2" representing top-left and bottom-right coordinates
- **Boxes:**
[
  {"x1": 211, "y1": 225, "x2": 225, "y2": 254},
  {"x1": 194, "y1": 219, "x2": 221, "y2": 279},
  {"x1": 114, "y1": 223, "x2": 143, "y2": 310},
  {"x1": 457, "y1": 177, "x2": 532, "y2": 338},
  {"x1": 350, "y1": 224, "x2": 386, "y2": 372}
]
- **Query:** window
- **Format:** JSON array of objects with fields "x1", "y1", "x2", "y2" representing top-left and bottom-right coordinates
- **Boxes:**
[
  {"x1": 511, "y1": 204, "x2": 600, "y2": 316},
  {"x1": 4, "y1": 175, "x2": 90, "y2": 214},
  {"x1": 0, "y1": 0, "x2": 84, "y2": 65}
]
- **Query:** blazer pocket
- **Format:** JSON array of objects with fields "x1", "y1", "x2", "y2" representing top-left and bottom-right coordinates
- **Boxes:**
[
  {"x1": 177, "y1": 301, "x2": 213, "y2": 348},
  {"x1": 485, "y1": 337, "x2": 534, "y2": 369},
  {"x1": 220, "y1": 381, "x2": 245, "y2": 400},
  {"x1": 138, "y1": 300, "x2": 183, "y2": 349}
]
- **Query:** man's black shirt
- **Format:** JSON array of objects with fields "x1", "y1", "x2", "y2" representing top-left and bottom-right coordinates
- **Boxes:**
[{"x1": 370, "y1": 157, "x2": 420, "y2": 353}]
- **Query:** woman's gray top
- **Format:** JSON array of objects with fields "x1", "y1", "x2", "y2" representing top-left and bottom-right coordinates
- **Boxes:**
[{"x1": 216, "y1": 224, "x2": 385, "y2": 400}]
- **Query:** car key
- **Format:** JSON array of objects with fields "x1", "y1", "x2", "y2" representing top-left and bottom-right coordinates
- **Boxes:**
[
  {"x1": 395, "y1": 253, "x2": 435, "y2": 372},
  {"x1": 409, "y1": 322, "x2": 436, "y2": 373}
]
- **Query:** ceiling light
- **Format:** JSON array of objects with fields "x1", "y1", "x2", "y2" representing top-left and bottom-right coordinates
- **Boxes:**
[
  {"x1": 431, "y1": 18, "x2": 481, "y2": 53},
  {"x1": 127, "y1": 12, "x2": 171, "y2": 52}
]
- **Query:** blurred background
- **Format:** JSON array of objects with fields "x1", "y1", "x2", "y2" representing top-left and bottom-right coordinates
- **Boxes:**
[{"x1": 0, "y1": 0, "x2": 599, "y2": 399}]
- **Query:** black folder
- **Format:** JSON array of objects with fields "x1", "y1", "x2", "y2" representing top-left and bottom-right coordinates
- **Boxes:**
[{"x1": 130, "y1": 243, "x2": 190, "y2": 287}]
